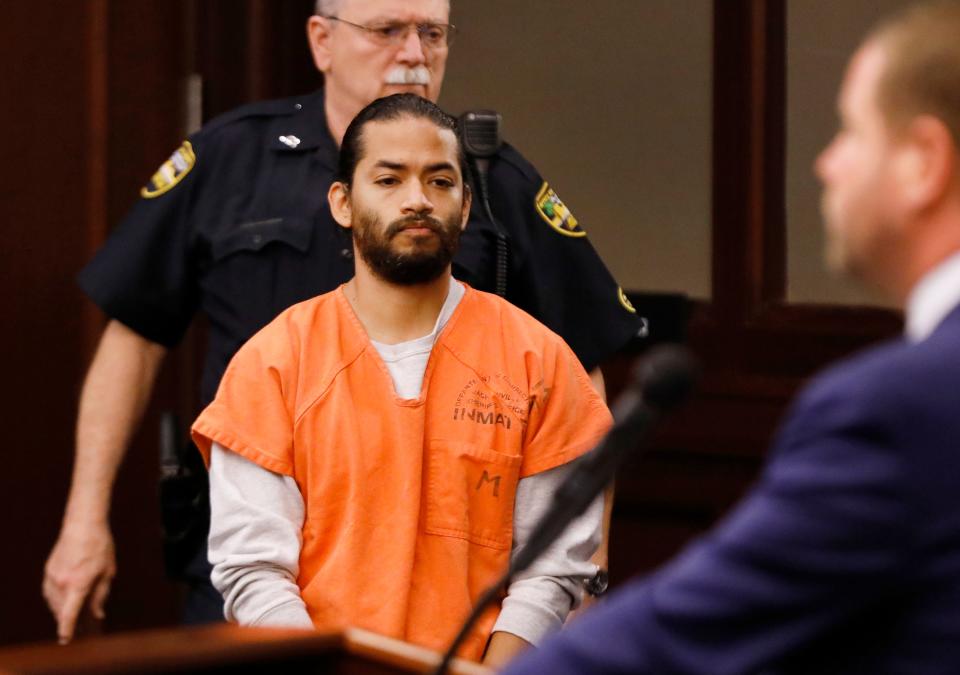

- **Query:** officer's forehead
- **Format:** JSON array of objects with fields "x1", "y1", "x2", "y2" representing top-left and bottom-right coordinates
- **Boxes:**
[{"x1": 337, "y1": 0, "x2": 451, "y2": 21}]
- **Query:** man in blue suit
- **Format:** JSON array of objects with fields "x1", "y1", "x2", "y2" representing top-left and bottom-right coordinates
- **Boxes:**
[{"x1": 503, "y1": 2, "x2": 960, "y2": 673}]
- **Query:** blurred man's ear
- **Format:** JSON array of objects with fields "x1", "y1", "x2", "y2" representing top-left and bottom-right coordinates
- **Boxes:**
[
  {"x1": 328, "y1": 181, "x2": 353, "y2": 229},
  {"x1": 306, "y1": 15, "x2": 334, "y2": 74},
  {"x1": 897, "y1": 115, "x2": 957, "y2": 214}
]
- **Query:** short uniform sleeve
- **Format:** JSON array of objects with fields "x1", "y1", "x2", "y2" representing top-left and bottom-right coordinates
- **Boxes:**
[
  {"x1": 520, "y1": 335, "x2": 613, "y2": 478},
  {"x1": 191, "y1": 316, "x2": 299, "y2": 477},
  {"x1": 490, "y1": 146, "x2": 643, "y2": 371},
  {"x1": 78, "y1": 137, "x2": 204, "y2": 347}
]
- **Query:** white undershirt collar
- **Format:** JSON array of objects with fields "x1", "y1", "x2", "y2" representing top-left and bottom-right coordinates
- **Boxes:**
[{"x1": 370, "y1": 278, "x2": 465, "y2": 398}]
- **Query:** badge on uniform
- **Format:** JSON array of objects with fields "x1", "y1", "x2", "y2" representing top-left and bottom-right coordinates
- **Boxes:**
[
  {"x1": 141, "y1": 141, "x2": 196, "y2": 199},
  {"x1": 535, "y1": 182, "x2": 586, "y2": 237}
]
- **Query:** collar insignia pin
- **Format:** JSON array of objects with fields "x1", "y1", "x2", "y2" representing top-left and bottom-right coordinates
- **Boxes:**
[{"x1": 279, "y1": 135, "x2": 301, "y2": 148}]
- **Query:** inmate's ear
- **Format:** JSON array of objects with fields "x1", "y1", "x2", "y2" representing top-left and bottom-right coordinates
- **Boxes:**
[
  {"x1": 460, "y1": 183, "x2": 472, "y2": 231},
  {"x1": 328, "y1": 181, "x2": 353, "y2": 229}
]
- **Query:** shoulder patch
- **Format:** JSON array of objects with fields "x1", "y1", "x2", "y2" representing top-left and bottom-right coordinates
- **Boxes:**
[
  {"x1": 618, "y1": 287, "x2": 637, "y2": 314},
  {"x1": 141, "y1": 141, "x2": 196, "y2": 199},
  {"x1": 535, "y1": 182, "x2": 586, "y2": 237}
]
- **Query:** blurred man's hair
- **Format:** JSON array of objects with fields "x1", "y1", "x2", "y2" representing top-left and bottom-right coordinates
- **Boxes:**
[{"x1": 869, "y1": 1, "x2": 960, "y2": 147}]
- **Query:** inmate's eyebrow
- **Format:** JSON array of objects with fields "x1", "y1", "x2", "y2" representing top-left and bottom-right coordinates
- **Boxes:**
[
  {"x1": 424, "y1": 161, "x2": 457, "y2": 173},
  {"x1": 372, "y1": 160, "x2": 457, "y2": 174}
]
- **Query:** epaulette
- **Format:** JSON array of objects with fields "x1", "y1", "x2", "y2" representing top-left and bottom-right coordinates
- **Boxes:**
[
  {"x1": 139, "y1": 92, "x2": 322, "y2": 199},
  {"x1": 197, "y1": 92, "x2": 320, "y2": 138},
  {"x1": 494, "y1": 142, "x2": 541, "y2": 184}
]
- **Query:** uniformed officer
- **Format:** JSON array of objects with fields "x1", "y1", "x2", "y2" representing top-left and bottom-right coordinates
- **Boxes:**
[{"x1": 42, "y1": 0, "x2": 641, "y2": 643}]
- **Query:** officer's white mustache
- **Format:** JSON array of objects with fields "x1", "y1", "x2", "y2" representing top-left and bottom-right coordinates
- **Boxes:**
[{"x1": 385, "y1": 66, "x2": 430, "y2": 86}]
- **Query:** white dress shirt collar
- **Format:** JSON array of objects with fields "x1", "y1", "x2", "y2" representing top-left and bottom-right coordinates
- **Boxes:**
[{"x1": 905, "y1": 250, "x2": 960, "y2": 342}]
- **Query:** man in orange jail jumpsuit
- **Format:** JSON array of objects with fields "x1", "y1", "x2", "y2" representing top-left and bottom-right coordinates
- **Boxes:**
[{"x1": 191, "y1": 94, "x2": 613, "y2": 667}]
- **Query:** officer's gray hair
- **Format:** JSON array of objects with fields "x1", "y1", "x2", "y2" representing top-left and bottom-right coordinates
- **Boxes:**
[
  {"x1": 868, "y1": 0, "x2": 960, "y2": 146},
  {"x1": 314, "y1": 0, "x2": 341, "y2": 16},
  {"x1": 314, "y1": 0, "x2": 451, "y2": 18}
]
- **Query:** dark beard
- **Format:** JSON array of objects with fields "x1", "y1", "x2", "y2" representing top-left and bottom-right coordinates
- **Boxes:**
[{"x1": 353, "y1": 210, "x2": 462, "y2": 285}]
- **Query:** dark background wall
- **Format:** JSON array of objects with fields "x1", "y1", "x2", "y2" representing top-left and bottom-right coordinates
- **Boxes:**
[
  {"x1": 0, "y1": 0, "x2": 192, "y2": 644},
  {"x1": 0, "y1": 0, "x2": 899, "y2": 646}
]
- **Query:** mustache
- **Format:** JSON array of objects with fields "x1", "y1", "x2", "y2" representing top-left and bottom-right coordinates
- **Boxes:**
[
  {"x1": 386, "y1": 214, "x2": 445, "y2": 237},
  {"x1": 384, "y1": 65, "x2": 431, "y2": 86}
]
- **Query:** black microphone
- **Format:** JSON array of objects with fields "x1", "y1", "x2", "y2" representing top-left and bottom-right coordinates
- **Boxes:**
[
  {"x1": 433, "y1": 346, "x2": 698, "y2": 673},
  {"x1": 459, "y1": 110, "x2": 508, "y2": 297},
  {"x1": 510, "y1": 346, "x2": 696, "y2": 576}
]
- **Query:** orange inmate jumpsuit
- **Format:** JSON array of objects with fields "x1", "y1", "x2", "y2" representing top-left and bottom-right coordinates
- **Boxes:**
[{"x1": 192, "y1": 284, "x2": 612, "y2": 659}]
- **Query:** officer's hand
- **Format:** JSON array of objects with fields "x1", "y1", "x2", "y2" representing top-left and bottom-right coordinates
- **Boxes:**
[{"x1": 42, "y1": 521, "x2": 116, "y2": 644}]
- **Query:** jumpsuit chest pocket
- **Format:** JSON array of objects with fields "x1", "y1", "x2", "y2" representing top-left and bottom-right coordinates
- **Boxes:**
[
  {"x1": 210, "y1": 216, "x2": 313, "y2": 262},
  {"x1": 425, "y1": 439, "x2": 522, "y2": 550}
]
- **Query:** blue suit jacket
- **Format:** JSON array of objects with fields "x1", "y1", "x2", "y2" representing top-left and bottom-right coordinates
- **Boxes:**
[{"x1": 505, "y1": 305, "x2": 960, "y2": 674}]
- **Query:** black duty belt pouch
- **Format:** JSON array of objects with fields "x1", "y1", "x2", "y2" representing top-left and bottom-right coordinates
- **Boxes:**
[{"x1": 159, "y1": 440, "x2": 210, "y2": 581}]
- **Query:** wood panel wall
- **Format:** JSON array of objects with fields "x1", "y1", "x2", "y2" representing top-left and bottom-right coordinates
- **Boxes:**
[
  {"x1": 0, "y1": 0, "x2": 192, "y2": 645},
  {"x1": 0, "y1": 1, "x2": 99, "y2": 645}
]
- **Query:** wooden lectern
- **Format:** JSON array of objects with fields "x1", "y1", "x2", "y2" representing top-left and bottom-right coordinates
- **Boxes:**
[{"x1": 0, "y1": 625, "x2": 490, "y2": 674}]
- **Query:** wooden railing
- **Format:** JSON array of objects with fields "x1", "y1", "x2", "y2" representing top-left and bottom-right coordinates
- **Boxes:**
[{"x1": 0, "y1": 625, "x2": 490, "y2": 675}]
